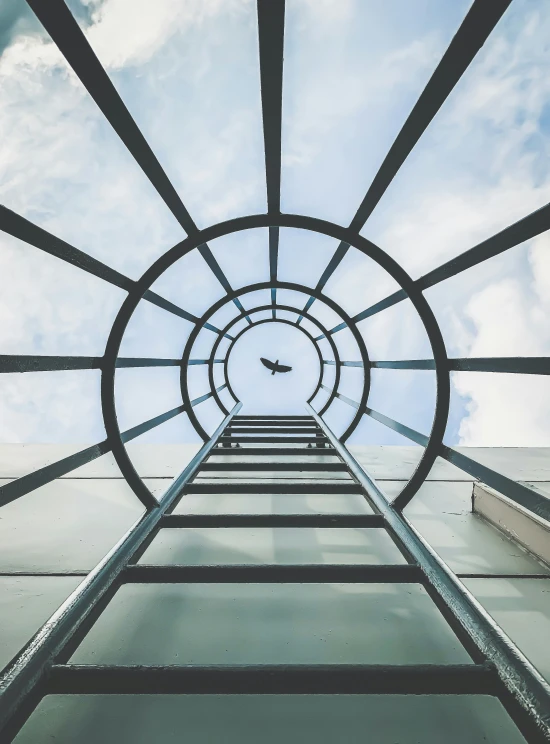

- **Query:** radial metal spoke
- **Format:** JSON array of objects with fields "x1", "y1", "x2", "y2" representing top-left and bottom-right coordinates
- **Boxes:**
[
  {"x1": 0, "y1": 402, "x2": 188, "y2": 509},
  {"x1": 359, "y1": 405, "x2": 550, "y2": 520},
  {"x1": 371, "y1": 358, "x2": 550, "y2": 374},
  {"x1": 319, "y1": 384, "x2": 360, "y2": 410},
  {"x1": 0, "y1": 205, "x2": 234, "y2": 333},
  {"x1": 0, "y1": 356, "x2": 188, "y2": 373},
  {"x1": 350, "y1": 0, "x2": 512, "y2": 230},
  {"x1": 26, "y1": 0, "x2": 245, "y2": 322},
  {"x1": 298, "y1": 0, "x2": 513, "y2": 322},
  {"x1": 327, "y1": 200, "x2": 550, "y2": 336},
  {"x1": 258, "y1": 0, "x2": 285, "y2": 319},
  {"x1": 190, "y1": 384, "x2": 227, "y2": 407},
  {"x1": 26, "y1": 0, "x2": 197, "y2": 235}
]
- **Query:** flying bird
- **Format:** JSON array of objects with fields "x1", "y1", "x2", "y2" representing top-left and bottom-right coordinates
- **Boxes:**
[{"x1": 260, "y1": 357, "x2": 292, "y2": 375}]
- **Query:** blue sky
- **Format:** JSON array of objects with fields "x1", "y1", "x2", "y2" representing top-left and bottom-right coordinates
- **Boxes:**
[{"x1": 0, "y1": 0, "x2": 549, "y2": 449}]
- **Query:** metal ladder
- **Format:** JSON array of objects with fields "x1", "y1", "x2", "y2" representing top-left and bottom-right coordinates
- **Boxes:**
[{"x1": 2, "y1": 408, "x2": 546, "y2": 741}]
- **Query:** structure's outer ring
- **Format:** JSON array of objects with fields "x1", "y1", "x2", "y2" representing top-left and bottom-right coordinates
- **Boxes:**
[
  {"x1": 216, "y1": 316, "x2": 325, "y2": 413},
  {"x1": 199, "y1": 300, "x2": 347, "y2": 430},
  {"x1": 101, "y1": 214, "x2": 449, "y2": 510},
  {"x1": 181, "y1": 281, "x2": 369, "y2": 440},
  {"x1": 206, "y1": 306, "x2": 335, "y2": 419},
  {"x1": 184, "y1": 301, "x2": 342, "y2": 440}
]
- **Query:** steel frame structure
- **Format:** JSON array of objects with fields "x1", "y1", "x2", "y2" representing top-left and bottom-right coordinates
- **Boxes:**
[{"x1": 0, "y1": 0, "x2": 550, "y2": 740}]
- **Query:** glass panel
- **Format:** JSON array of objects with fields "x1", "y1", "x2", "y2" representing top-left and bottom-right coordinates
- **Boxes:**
[
  {"x1": 0, "y1": 478, "x2": 144, "y2": 572},
  {"x1": 464, "y1": 578, "x2": 550, "y2": 683},
  {"x1": 71, "y1": 582, "x2": 470, "y2": 665},
  {"x1": 0, "y1": 576, "x2": 82, "y2": 673},
  {"x1": 139, "y1": 527, "x2": 402, "y2": 566},
  {"x1": 15, "y1": 694, "x2": 526, "y2": 744},
  {"x1": 173, "y1": 492, "x2": 374, "y2": 516}
]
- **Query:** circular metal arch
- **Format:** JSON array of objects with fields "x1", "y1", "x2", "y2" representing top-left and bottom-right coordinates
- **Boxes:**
[
  {"x1": 180, "y1": 280, "x2": 370, "y2": 440},
  {"x1": 211, "y1": 315, "x2": 325, "y2": 412},
  {"x1": 101, "y1": 213, "x2": 449, "y2": 510},
  {"x1": 183, "y1": 301, "x2": 343, "y2": 440},
  {"x1": 206, "y1": 305, "x2": 338, "y2": 418}
]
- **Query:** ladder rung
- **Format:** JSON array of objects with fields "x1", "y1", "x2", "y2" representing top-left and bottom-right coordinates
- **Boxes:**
[
  {"x1": 124, "y1": 564, "x2": 421, "y2": 583},
  {"x1": 199, "y1": 462, "x2": 347, "y2": 471},
  {"x1": 161, "y1": 514, "x2": 383, "y2": 528},
  {"x1": 185, "y1": 483, "x2": 361, "y2": 494},
  {"x1": 211, "y1": 447, "x2": 337, "y2": 456},
  {"x1": 49, "y1": 662, "x2": 496, "y2": 695}
]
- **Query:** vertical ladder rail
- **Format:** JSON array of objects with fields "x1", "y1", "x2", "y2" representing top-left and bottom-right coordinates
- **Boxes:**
[
  {"x1": 0, "y1": 403, "x2": 242, "y2": 737},
  {"x1": 308, "y1": 404, "x2": 550, "y2": 742}
]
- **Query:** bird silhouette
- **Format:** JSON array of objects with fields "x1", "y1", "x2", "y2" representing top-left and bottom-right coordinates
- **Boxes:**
[{"x1": 260, "y1": 357, "x2": 292, "y2": 375}]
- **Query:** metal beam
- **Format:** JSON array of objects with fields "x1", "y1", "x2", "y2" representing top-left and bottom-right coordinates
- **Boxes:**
[
  {"x1": 190, "y1": 384, "x2": 227, "y2": 407},
  {"x1": 371, "y1": 358, "x2": 550, "y2": 374},
  {"x1": 0, "y1": 205, "x2": 230, "y2": 334},
  {"x1": 258, "y1": 0, "x2": 285, "y2": 318},
  {"x1": 350, "y1": 0, "x2": 512, "y2": 230},
  {"x1": 328, "y1": 200, "x2": 550, "y2": 337},
  {"x1": 48, "y1": 662, "x2": 493, "y2": 695},
  {"x1": 0, "y1": 402, "x2": 186, "y2": 510},
  {"x1": 26, "y1": 0, "x2": 197, "y2": 235},
  {"x1": 357, "y1": 405, "x2": 550, "y2": 521},
  {"x1": 27, "y1": 1, "x2": 247, "y2": 322},
  {"x1": 298, "y1": 0, "x2": 512, "y2": 322}
]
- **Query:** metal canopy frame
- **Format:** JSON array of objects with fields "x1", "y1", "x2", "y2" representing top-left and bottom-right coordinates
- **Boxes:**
[{"x1": 0, "y1": 0, "x2": 550, "y2": 739}]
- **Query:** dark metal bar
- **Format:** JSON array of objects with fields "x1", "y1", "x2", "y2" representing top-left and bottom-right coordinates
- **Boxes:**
[
  {"x1": 227, "y1": 427, "x2": 318, "y2": 434},
  {"x1": 49, "y1": 662, "x2": 495, "y2": 695},
  {"x1": 189, "y1": 359, "x2": 224, "y2": 365},
  {"x1": 120, "y1": 405, "x2": 185, "y2": 444},
  {"x1": 26, "y1": 0, "x2": 197, "y2": 235},
  {"x1": 199, "y1": 461, "x2": 346, "y2": 471},
  {"x1": 296, "y1": 242, "x2": 350, "y2": 324},
  {"x1": 371, "y1": 358, "x2": 550, "y2": 374},
  {"x1": 161, "y1": 514, "x2": 384, "y2": 527},
  {"x1": 270, "y1": 228, "x2": 279, "y2": 318},
  {"x1": 309, "y1": 405, "x2": 550, "y2": 739},
  {"x1": 258, "y1": 0, "x2": 285, "y2": 214},
  {"x1": 0, "y1": 401, "x2": 186, "y2": 510},
  {"x1": 298, "y1": 0, "x2": 513, "y2": 322},
  {"x1": 124, "y1": 564, "x2": 421, "y2": 584},
  {"x1": 190, "y1": 384, "x2": 227, "y2": 407},
  {"x1": 357, "y1": 405, "x2": 550, "y2": 525},
  {"x1": 0, "y1": 442, "x2": 110, "y2": 509},
  {"x1": 210, "y1": 447, "x2": 336, "y2": 456},
  {"x1": 0, "y1": 405, "x2": 241, "y2": 736},
  {"x1": 319, "y1": 385, "x2": 360, "y2": 410},
  {"x1": 218, "y1": 436, "x2": 326, "y2": 444},
  {"x1": 351, "y1": 0, "x2": 513, "y2": 229},
  {"x1": 323, "y1": 360, "x2": 363, "y2": 367},
  {"x1": 0, "y1": 205, "x2": 229, "y2": 334},
  {"x1": 329, "y1": 200, "x2": 550, "y2": 337},
  {"x1": 184, "y1": 483, "x2": 360, "y2": 494}
]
